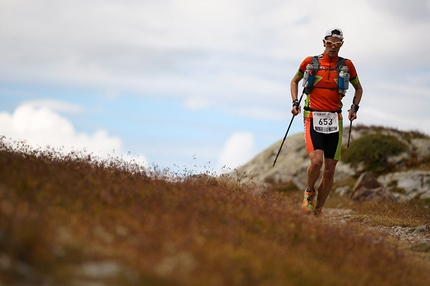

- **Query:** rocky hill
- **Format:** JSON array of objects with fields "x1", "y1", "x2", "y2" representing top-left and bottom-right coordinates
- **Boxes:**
[{"x1": 232, "y1": 125, "x2": 430, "y2": 201}]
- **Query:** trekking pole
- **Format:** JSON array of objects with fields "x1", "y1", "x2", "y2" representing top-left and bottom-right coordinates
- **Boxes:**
[
  {"x1": 347, "y1": 119, "x2": 352, "y2": 147},
  {"x1": 272, "y1": 88, "x2": 305, "y2": 167},
  {"x1": 347, "y1": 103, "x2": 359, "y2": 147},
  {"x1": 273, "y1": 63, "x2": 315, "y2": 167}
]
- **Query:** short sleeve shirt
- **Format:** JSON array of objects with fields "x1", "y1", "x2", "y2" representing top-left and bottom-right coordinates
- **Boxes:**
[{"x1": 297, "y1": 52, "x2": 359, "y2": 117}]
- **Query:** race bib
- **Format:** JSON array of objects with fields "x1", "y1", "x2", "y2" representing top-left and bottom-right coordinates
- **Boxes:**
[{"x1": 313, "y1": 112, "x2": 339, "y2": 134}]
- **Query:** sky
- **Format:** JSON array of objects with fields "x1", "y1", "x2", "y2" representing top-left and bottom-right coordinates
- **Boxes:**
[{"x1": 1, "y1": 0, "x2": 430, "y2": 174}]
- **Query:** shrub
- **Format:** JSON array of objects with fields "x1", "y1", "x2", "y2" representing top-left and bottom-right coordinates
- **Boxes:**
[{"x1": 341, "y1": 133, "x2": 407, "y2": 175}]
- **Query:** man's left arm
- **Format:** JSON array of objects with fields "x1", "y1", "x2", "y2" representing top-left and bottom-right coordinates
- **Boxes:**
[{"x1": 348, "y1": 80, "x2": 363, "y2": 121}]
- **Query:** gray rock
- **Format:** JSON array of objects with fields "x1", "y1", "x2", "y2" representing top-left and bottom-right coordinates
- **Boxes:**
[
  {"x1": 378, "y1": 170, "x2": 430, "y2": 201},
  {"x1": 232, "y1": 132, "x2": 355, "y2": 187},
  {"x1": 412, "y1": 225, "x2": 427, "y2": 235},
  {"x1": 411, "y1": 138, "x2": 430, "y2": 160},
  {"x1": 80, "y1": 261, "x2": 121, "y2": 279},
  {"x1": 334, "y1": 186, "x2": 350, "y2": 196},
  {"x1": 350, "y1": 172, "x2": 395, "y2": 202}
]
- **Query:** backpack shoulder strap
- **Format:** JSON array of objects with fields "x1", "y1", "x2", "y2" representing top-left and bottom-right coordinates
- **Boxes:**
[
  {"x1": 312, "y1": 54, "x2": 347, "y2": 72},
  {"x1": 336, "y1": 57, "x2": 346, "y2": 72},
  {"x1": 311, "y1": 55, "x2": 321, "y2": 71}
]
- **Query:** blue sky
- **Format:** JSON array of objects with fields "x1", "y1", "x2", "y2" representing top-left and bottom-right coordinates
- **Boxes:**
[{"x1": 1, "y1": 0, "x2": 430, "y2": 173}]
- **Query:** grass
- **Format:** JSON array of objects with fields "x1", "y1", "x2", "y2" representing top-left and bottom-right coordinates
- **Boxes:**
[
  {"x1": 1, "y1": 138, "x2": 430, "y2": 285},
  {"x1": 341, "y1": 133, "x2": 407, "y2": 175},
  {"x1": 345, "y1": 200, "x2": 429, "y2": 227}
]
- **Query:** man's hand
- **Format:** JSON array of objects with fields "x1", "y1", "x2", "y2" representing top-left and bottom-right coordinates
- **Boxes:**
[
  {"x1": 348, "y1": 103, "x2": 359, "y2": 121},
  {"x1": 291, "y1": 99, "x2": 301, "y2": 116},
  {"x1": 291, "y1": 105, "x2": 301, "y2": 116},
  {"x1": 348, "y1": 109, "x2": 357, "y2": 121}
]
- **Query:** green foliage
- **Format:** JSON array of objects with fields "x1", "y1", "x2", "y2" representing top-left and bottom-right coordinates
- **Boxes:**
[{"x1": 341, "y1": 133, "x2": 407, "y2": 175}]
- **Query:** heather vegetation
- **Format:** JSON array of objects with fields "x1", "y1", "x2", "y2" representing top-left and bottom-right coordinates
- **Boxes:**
[
  {"x1": 341, "y1": 125, "x2": 430, "y2": 175},
  {"x1": 1, "y1": 137, "x2": 429, "y2": 285},
  {"x1": 341, "y1": 133, "x2": 407, "y2": 175}
]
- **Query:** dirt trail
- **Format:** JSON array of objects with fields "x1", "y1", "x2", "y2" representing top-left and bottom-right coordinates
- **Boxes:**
[{"x1": 321, "y1": 208, "x2": 430, "y2": 264}]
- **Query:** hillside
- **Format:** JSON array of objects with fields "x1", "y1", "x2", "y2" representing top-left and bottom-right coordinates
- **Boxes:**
[
  {"x1": 1, "y1": 133, "x2": 430, "y2": 285},
  {"x1": 233, "y1": 125, "x2": 430, "y2": 201}
]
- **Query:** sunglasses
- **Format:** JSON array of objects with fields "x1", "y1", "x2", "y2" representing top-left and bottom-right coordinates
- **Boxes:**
[{"x1": 324, "y1": 40, "x2": 343, "y2": 48}]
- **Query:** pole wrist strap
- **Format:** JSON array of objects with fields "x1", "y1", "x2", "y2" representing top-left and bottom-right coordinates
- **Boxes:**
[{"x1": 350, "y1": 104, "x2": 359, "y2": 112}]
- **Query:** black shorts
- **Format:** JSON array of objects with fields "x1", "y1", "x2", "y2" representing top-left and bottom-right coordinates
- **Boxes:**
[{"x1": 304, "y1": 117, "x2": 343, "y2": 160}]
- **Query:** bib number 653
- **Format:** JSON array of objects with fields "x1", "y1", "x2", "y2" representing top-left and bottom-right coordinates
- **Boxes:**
[
  {"x1": 313, "y1": 112, "x2": 339, "y2": 134},
  {"x1": 318, "y1": 118, "x2": 333, "y2": 126}
]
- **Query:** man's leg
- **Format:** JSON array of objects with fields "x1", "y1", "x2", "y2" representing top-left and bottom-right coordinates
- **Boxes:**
[
  {"x1": 301, "y1": 150, "x2": 323, "y2": 213},
  {"x1": 315, "y1": 158, "x2": 338, "y2": 209},
  {"x1": 307, "y1": 150, "x2": 323, "y2": 191}
]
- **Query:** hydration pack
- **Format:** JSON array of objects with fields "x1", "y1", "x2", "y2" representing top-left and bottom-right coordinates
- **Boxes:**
[
  {"x1": 305, "y1": 55, "x2": 349, "y2": 96},
  {"x1": 310, "y1": 54, "x2": 346, "y2": 75}
]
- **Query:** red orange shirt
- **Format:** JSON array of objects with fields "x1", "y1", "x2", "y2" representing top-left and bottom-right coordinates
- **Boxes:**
[{"x1": 297, "y1": 52, "x2": 359, "y2": 117}]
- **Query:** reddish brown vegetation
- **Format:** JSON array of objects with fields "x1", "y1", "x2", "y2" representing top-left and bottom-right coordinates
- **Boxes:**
[{"x1": 1, "y1": 138, "x2": 429, "y2": 285}]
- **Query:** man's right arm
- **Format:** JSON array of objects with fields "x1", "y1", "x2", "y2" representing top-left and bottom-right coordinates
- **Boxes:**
[{"x1": 290, "y1": 73, "x2": 303, "y2": 115}]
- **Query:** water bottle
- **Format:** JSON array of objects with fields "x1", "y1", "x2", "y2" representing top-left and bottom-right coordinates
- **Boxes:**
[
  {"x1": 338, "y1": 66, "x2": 349, "y2": 95},
  {"x1": 303, "y1": 64, "x2": 316, "y2": 94}
]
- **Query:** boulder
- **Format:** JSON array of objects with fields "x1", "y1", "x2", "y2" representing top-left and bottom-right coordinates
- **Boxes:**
[
  {"x1": 350, "y1": 172, "x2": 395, "y2": 202},
  {"x1": 378, "y1": 170, "x2": 430, "y2": 201},
  {"x1": 411, "y1": 138, "x2": 430, "y2": 160}
]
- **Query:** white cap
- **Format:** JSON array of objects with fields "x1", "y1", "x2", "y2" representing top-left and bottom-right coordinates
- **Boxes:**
[{"x1": 324, "y1": 27, "x2": 344, "y2": 40}]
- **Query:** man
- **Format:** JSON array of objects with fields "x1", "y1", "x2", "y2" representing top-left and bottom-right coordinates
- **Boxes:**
[{"x1": 290, "y1": 27, "x2": 363, "y2": 217}]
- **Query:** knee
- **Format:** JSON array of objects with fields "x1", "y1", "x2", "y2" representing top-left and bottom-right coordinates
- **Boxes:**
[
  {"x1": 310, "y1": 158, "x2": 323, "y2": 170},
  {"x1": 323, "y1": 164, "x2": 336, "y2": 177}
]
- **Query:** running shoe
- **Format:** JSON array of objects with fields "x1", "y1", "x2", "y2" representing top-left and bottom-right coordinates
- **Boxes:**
[{"x1": 301, "y1": 189, "x2": 315, "y2": 214}]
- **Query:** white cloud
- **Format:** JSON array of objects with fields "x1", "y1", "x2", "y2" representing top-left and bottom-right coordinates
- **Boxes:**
[
  {"x1": 184, "y1": 97, "x2": 213, "y2": 110},
  {"x1": 356, "y1": 80, "x2": 430, "y2": 134},
  {"x1": 22, "y1": 99, "x2": 84, "y2": 114},
  {"x1": 0, "y1": 102, "x2": 148, "y2": 165},
  {"x1": 218, "y1": 132, "x2": 256, "y2": 171},
  {"x1": 1, "y1": 0, "x2": 430, "y2": 170},
  {"x1": 2, "y1": 0, "x2": 430, "y2": 104}
]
